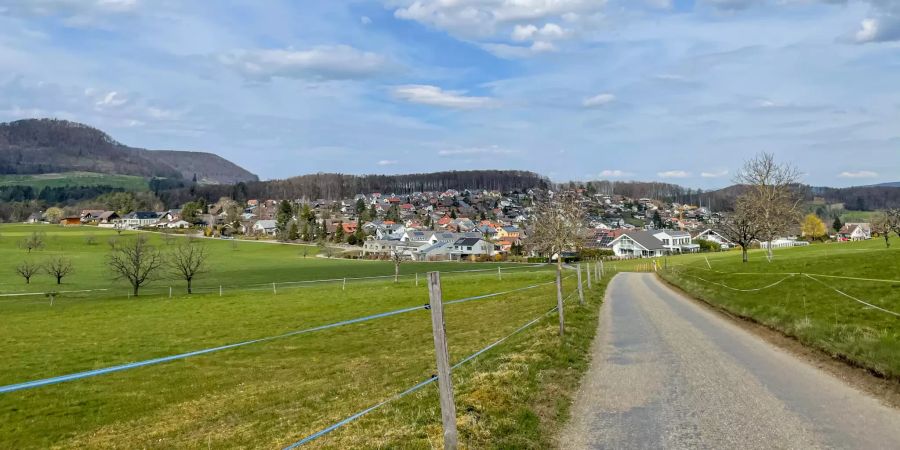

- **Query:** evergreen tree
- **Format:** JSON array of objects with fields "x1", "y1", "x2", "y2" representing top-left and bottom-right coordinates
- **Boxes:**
[
  {"x1": 288, "y1": 220, "x2": 300, "y2": 241},
  {"x1": 833, "y1": 216, "x2": 843, "y2": 233},
  {"x1": 355, "y1": 199, "x2": 367, "y2": 216},
  {"x1": 334, "y1": 221, "x2": 345, "y2": 242},
  {"x1": 300, "y1": 221, "x2": 311, "y2": 241},
  {"x1": 275, "y1": 200, "x2": 293, "y2": 241},
  {"x1": 369, "y1": 204, "x2": 377, "y2": 221},
  {"x1": 652, "y1": 210, "x2": 664, "y2": 229}
]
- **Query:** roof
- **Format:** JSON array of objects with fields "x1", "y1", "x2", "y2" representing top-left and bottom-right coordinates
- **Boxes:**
[
  {"x1": 654, "y1": 229, "x2": 690, "y2": 237},
  {"x1": 254, "y1": 219, "x2": 277, "y2": 229},
  {"x1": 613, "y1": 230, "x2": 665, "y2": 251},
  {"x1": 127, "y1": 211, "x2": 159, "y2": 220},
  {"x1": 454, "y1": 237, "x2": 482, "y2": 246}
]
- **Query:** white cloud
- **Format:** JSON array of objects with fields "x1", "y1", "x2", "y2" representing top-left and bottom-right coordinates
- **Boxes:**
[
  {"x1": 582, "y1": 93, "x2": 615, "y2": 107},
  {"x1": 838, "y1": 170, "x2": 878, "y2": 178},
  {"x1": 511, "y1": 23, "x2": 567, "y2": 41},
  {"x1": 658, "y1": 170, "x2": 691, "y2": 178},
  {"x1": 360, "y1": 16, "x2": 372, "y2": 25},
  {"x1": 95, "y1": 91, "x2": 128, "y2": 108},
  {"x1": 376, "y1": 159, "x2": 398, "y2": 166},
  {"x1": 481, "y1": 40, "x2": 557, "y2": 59},
  {"x1": 701, "y1": 170, "x2": 729, "y2": 178},
  {"x1": 219, "y1": 45, "x2": 390, "y2": 81},
  {"x1": 393, "y1": 85, "x2": 495, "y2": 109},
  {"x1": 438, "y1": 145, "x2": 514, "y2": 156},
  {"x1": 599, "y1": 169, "x2": 631, "y2": 178}
]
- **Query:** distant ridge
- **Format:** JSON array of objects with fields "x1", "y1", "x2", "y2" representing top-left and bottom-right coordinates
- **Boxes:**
[{"x1": 0, "y1": 118, "x2": 258, "y2": 185}]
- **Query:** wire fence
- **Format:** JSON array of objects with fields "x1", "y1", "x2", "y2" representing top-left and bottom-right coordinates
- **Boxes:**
[{"x1": 0, "y1": 264, "x2": 552, "y2": 305}]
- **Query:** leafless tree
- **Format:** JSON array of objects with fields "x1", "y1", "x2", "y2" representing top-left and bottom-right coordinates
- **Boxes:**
[
  {"x1": 15, "y1": 259, "x2": 42, "y2": 284},
  {"x1": 161, "y1": 226, "x2": 174, "y2": 245},
  {"x1": 169, "y1": 239, "x2": 208, "y2": 294},
  {"x1": 734, "y1": 153, "x2": 801, "y2": 262},
  {"x1": 872, "y1": 209, "x2": 900, "y2": 248},
  {"x1": 527, "y1": 191, "x2": 588, "y2": 336},
  {"x1": 391, "y1": 247, "x2": 404, "y2": 283},
  {"x1": 19, "y1": 231, "x2": 45, "y2": 253},
  {"x1": 108, "y1": 235, "x2": 164, "y2": 297},
  {"x1": 718, "y1": 201, "x2": 763, "y2": 263},
  {"x1": 45, "y1": 256, "x2": 74, "y2": 284}
]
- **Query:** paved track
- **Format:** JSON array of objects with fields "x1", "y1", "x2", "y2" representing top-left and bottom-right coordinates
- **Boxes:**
[{"x1": 562, "y1": 273, "x2": 900, "y2": 449}]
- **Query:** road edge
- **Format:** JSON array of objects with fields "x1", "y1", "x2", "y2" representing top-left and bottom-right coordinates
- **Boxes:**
[{"x1": 654, "y1": 272, "x2": 900, "y2": 410}]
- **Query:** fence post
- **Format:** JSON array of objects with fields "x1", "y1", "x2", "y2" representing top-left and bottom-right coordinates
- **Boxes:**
[
  {"x1": 273, "y1": 282, "x2": 277, "y2": 295},
  {"x1": 586, "y1": 262, "x2": 592, "y2": 289},
  {"x1": 416, "y1": 272, "x2": 419, "y2": 287},
  {"x1": 343, "y1": 278, "x2": 346, "y2": 291},
  {"x1": 169, "y1": 286, "x2": 172, "y2": 298},
  {"x1": 576, "y1": 263, "x2": 585, "y2": 305},
  {"x1": 427, "y1": 272, "x2": 458, "y2": 450},
  {"x1": 498, "y1": 266, "x2": 502, "y2": 281},
  {"x1": 556, "y1": 266, "x2": 565, "y2": 338},
  {"x1": 219, "y1": 285, "x2": 223, "y2": 297}
]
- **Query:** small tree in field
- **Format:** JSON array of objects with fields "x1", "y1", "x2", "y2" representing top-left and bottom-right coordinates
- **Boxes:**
[
  {"x1": 169, "y1": 239, "x2": 207, "y2": 294},
  {"x1": 108, "y1": 235, "x2": 164, "y2": 297},
  {"x1": 800, "y1": 214, "x2": 827, "y2": 241},
  {"x1": 873, "y1": 209, "x2": 900, "y2": 248},
  {"x1": 391, "y1": 247, "x2": 404, "y2": 283},
  {"x1": 718, "y1": 202, "x2": 762, "y2": 263},
  {"x1": 734, "y1": 153, "x2": 801, "y2": 262},
  {"x1": 45, "y1": 256, "x2": 74, "y2": 284},
  {"x1": 20, "y1": 231, "x2": 45, "y2": 253},
  {"x1": 16, "y1": 260, "x2": 42, "y2": 284}
]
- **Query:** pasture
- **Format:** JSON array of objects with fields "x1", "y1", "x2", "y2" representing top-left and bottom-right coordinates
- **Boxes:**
[
  {"x1": 0, "y1": 172, "x2": 149, "y2": 191},
  {"x1": 657, "y1": 238, "x2": 900, "y2": 380},
  {"x1": 0, "y1": 223, "x2": 607, "y2": 448}
]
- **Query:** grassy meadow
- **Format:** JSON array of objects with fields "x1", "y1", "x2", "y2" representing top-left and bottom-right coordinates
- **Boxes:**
[
  {"x1": 0, "y1": 223, "x2": 608, "y2": 448},
  {"x1": 656, "y1": 238, "x2": 900, "y2": 380},
  {"x1": 0, "y1": 172, "x2": 149, "y2": 191}
]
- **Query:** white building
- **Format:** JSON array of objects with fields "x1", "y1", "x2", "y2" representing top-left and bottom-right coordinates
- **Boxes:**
[
  {"x1": 694, "y1": 229, "x2": 734, "y2": 249},
  {"x1": 652, "y1": 230, "x2": 699, "y2": 253},
  {"x1": 608, "y1": 231, "x2": 666, "y2": 258}
]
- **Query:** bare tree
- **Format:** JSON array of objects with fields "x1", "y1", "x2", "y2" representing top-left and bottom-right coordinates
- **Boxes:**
[
  {"x1": 873, "y1": 209, "x2": 900, "y2": 248},
  {"x1": 45, "y1": 256, "x2": 74, "y2": 284},
  {"x1": 526, "y1": 191, "x2": 588, "y2": 336},
  {"x1": 734, "y1": 153, "x2": 801, "y2": 262},
  {"x1": 170, "y1": 239, "x2": 208, "y2": 294},
  {"x1": 15, "y1": 259, "x2": 42, "y2": 284},
  {"x1": 108, "y1": 235, "x2": 164, "y2": 297},
  {"x1": 391, "y1": 247, "x2": 404, "y2": 283},
  {"x1": 19, "y1": 231, "x2": 45, "y2": 253},
  {"x1": 718, "y1": 201, "x2": 763, "y2": 263}
]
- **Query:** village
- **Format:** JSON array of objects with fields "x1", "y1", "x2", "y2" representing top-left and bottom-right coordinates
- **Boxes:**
[{"x1": 24, "y1": 188, "x2": 877, "y2": 262}]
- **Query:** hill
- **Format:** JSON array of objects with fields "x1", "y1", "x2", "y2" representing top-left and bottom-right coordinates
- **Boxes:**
[
  {"x1": 873, "y1": 182, "x2": 900, "y2": 188},
  {"x1": 0, "y1": 118, "x2": 258, "y2": 185}
]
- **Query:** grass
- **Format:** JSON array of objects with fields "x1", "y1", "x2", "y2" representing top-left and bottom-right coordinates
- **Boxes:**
[
  {"x1": 655, "y1": 238, "x2": 900, "y2": 380},
  {"x1": 0, "y1": 223, "x2": 608, "y2": 448},
  {"x1": 0, "y1": 224, "x2": 525, "y2": 296},
  {"x1": 0, "y1": 172, "x2": 149, "y2": 191}
]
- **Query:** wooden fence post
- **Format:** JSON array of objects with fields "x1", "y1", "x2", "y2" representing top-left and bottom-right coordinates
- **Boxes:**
[
  {"x1": 556, "y1": 266, "x2": 565, "y2": 337},
  {"x1": 219, "y1": 285, "x2": 222, "y2": 297},
  {"x1": 498, "y1": 266, "x2": 502, "y2": 280},
  {"x1": 273, "y1": 282, "x2": 276, "y2": 295},
  {"x1": 427, "y1": 272, "x2": 458, "y2": 450},
  {"x1": 586, "y1": 262, "x2": 592, "y2": 289},
  {"x1": 169, "y1": 286, "x2": 172, "y2": 298},
  {"x1": 343, "y1": 278, "x2": 347, "y2": 291},
  {"x1": 415, "y1": 272, "x2": 419, "y2": 287},
  {"x1": 576, "y1": 263, "x2": 585, "y2": 305}
]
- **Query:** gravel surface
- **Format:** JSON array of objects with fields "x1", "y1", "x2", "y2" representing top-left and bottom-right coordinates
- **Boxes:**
[{"x1": 562, "y1": 273, "x2": 900, "y2": 449}]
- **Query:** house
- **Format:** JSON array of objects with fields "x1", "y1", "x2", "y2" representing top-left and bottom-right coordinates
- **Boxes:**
[
  {"x1": 652, "y1": 230, "x2": 699, "y2": 253},
  {"x1": 694, "y1": 229, "x2": 734, "y2": 249},
  {"x1": 122, "y1": 211, "x2": 160, "y2": 229},
  {"x1": 450, "y1": 237, "x2": 495, "y2": 260},
  {"x1": 608, "y1": 230, "x2": 666, "y2": 258},
  {"x1": 80, "y1": 210, "x2": 105, "y2": 223},
  {"x1": 97, "y1": 211, "x2": 119, "y2": 226},
  {"x1": 252, "y1": 219, "x2": 278, "y2": 236},
  {"x1": 60, "y1": 217, "x2": 82, "y2": 226},
  {"x1": 25, "y1": 212, "x2": 44, "y2": 223},
  {"x1": 760, "y1": 238, "x2": 810, "y2": 249},
  {"x1": 838, "y1": 223, "x2": 871, "y2": 241}
]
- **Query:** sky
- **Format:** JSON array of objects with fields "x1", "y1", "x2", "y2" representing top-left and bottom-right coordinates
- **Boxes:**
[{"x1": 0, "y1": 0, "x2": 898, "y2": 188}]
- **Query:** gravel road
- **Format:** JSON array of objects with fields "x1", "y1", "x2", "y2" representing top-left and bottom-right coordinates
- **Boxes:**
[{"x1": 561, "y1": 273, "x2": 900, "y2": 449}]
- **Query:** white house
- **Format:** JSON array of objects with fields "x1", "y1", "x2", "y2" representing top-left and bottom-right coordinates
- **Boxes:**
[
  {"x1": 252, "y1": 219, "x2": 277, "y2": 236},
  {"x1": 450, "y1": 237, "x2": 495, "y2": 260},
  {"x1": 121, "y1": 211, "x2": 160, "y2": 229},
  {"x1": 694, "y1": 229, "x2": 734, "y2": 249},
  {"x1": 838, "y1": 223, "x2": 871, "y2": 241},
  {"x1": 608, "y1": 230, "x2": 666, "y2": 258},
  {"x1": 652, "y1": 230, "x2": 699, "y2": 253}
]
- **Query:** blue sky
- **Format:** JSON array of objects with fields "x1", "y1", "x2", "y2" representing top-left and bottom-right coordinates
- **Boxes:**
[{"x1": 0, "y1": 0, "x2": 898, "y2": 188}]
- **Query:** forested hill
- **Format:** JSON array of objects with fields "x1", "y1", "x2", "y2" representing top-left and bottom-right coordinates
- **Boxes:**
[
  {"x1": 161, "y1": 170, "x2": 549, "y2": 204},
  {"x1": 0, "y1": 118, "x2": 258, "y2": 185}
]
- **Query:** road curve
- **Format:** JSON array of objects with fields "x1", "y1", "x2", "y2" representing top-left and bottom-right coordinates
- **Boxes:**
[{"x1": 562, "y1": 273, "x2": 900, "y2": 449}]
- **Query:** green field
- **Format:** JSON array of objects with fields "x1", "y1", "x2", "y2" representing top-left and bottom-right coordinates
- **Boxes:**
[
  {"x1": 0, "y1": 224, "x2": 607, "y2": 448},
  {"x1": 0, "y1": 172, "x2": 149, "y2": 191},
  {"x1": 656, "y1": 239, "x2": 900, "y2": 380}
]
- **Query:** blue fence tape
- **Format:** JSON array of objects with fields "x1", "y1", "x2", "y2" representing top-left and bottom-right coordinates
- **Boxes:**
[{"x1": 0, "y1": 278, "x2": 562, "y2": 395}]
